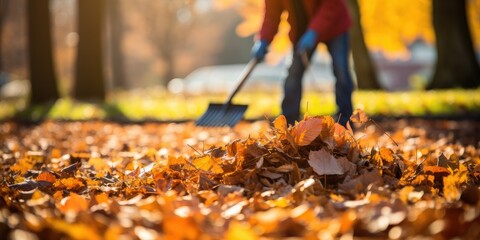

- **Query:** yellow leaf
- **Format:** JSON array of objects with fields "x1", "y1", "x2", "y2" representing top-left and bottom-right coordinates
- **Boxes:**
[
  {"x1": 226, "y1": 221, "x2": 258, "y2": 240},
  {"x1": 191, "y1": 155, "x2": 224, "y2": 174},
  {"x1": 88, "y1": 158, "x2": 110, "y2": 171},
  {"x1": 443, "y1": 174, "x2": 461, "y2": 202}
]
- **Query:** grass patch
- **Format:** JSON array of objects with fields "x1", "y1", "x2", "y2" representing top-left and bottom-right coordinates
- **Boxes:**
[{"x1": 2, "y1": 89, "x2": 480, "y2": 121}]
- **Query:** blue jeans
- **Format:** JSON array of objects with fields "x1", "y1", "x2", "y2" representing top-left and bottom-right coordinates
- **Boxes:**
[{"x1": 281, "y1": 32, "x2": 354, "y2": 126}]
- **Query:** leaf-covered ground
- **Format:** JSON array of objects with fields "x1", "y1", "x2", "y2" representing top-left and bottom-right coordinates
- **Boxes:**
[{"x1": 1, "y1": 114, "x2": 480, "y2": 239}]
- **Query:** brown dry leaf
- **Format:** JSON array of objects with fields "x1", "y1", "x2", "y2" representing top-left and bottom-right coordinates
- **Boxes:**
[
  {"x1": 339, "y1": 169, "x2": 384, "y2": 193},
  {"x1": 350, "y1": 108, "x2": 368, "y2": 124},
  {"x1": 291, "y1": 117, "x2": 323, "y2": 146},
  {"x1": 8, "y1": 180, "x2": 38, "y2": 191},
  {"x1": 308, "y1": 148, "x2": 355, "y2": 175},
  {"x1": 60, "y1": 162, "x2": 81, "y2": 176}
]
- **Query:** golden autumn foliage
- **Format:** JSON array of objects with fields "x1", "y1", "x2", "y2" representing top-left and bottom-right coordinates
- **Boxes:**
[{"x1": 215, "y1": 0, "x2": 480, "y2": 59}]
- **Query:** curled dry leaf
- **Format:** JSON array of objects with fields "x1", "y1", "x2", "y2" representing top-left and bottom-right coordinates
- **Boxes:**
[
  {"x1": 350, "y1": 108, "x2": 368, "y2": 124},
  {"x1": 308, "y1": 148, "x2": 355, "y2": 176}
]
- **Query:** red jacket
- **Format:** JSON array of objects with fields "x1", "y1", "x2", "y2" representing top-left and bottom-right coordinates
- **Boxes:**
[{"x1": 259, "y1": 0, "x2": 352, "y2": 43}]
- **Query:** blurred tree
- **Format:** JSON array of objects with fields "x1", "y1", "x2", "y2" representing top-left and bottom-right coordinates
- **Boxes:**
[
  {"x1": 107, "y1": 0, "x2": 127, "y2": 89},
  {"x1": 0, "y1": 0, "x2": 7, "y2": 73},
  {"x1": 136, "y1": 0, "x2": 197, "y2": 85},
  {"x1": 347, "y1": 0, "x2": 381, "y2": 90},
  {"x1": 27, "y1": 0, "x2": 60, "y2": 104},
  {"x1": 427, "y1": 0, "x2": 480, "y2": 89},
  {"x1": 74, "y1": 0, "x2": 106, "y2": 100}
]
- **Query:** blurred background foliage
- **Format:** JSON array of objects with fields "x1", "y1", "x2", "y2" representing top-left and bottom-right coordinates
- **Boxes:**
[{"x1": 0, "y1": 0, "x2": 479, "y2": 120}]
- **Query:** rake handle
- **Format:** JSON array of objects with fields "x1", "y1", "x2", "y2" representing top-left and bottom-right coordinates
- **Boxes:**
[{"x1": 225, "y1": 58, "x2": 259, "y2": 105}]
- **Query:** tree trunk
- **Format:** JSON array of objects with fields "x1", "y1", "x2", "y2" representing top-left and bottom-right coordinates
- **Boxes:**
[
  {"x1": 0, "y1": 0, "x2": 8, "y2": 72},
  {"x1": 107, "y1": 0, "x2": 127, "y2": 89},
  {"x1": 347, "y1": 0, "x2": 381, "y2": 90},
  {"x1": 27, "y1": 0, "x2": 59, "y2": 105},
  {"x1": 428, "y1": 0, "x2": 480, "y2": 89},
  {"x1": 74, "y1": 0, "x2": 106, "y2": 100}
]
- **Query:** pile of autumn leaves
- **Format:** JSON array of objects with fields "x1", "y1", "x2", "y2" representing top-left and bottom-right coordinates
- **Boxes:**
[{"x1": 1, "y1": 111, "x2": 480, "y2": 239}]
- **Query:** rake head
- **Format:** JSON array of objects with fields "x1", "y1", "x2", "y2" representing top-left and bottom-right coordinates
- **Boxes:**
[{"x1": 195, "y1": 103, "x2": 248, "y2": 127}]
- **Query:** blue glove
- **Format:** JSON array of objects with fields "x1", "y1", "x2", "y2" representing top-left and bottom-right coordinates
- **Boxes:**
[
  {"x1": 251, "y1": 40, "x2": 268, "y2": 61},
  {"x1": 296, "y1": 29, "x2": 318, "y2": 53}
]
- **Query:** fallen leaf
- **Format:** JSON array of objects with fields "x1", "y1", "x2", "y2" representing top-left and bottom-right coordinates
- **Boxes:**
[
  {"x1": 37, "y1": 171, "x2": 57, "y2": 183},
  {"x1": 350, "y1": 108, "x2": 368, "y2": 124},
  {"x1": 191, "y1": 155, "x2": 224, "y2": 174},
  {"x1": 58, "y1": 192, "x2": 89, "y2": 214},
  {"x1": 379, "y1": 147, "x2": 395, "y2": 163},
  {"x1": 291, "y1": 117, "x2": 323, "y2": 146},
  {"x1": 273, "y1": 115, "x2": 288, "y2": 132},
  {"x1": 308, "y1": 148, "x2": 355, "y2": 175}
]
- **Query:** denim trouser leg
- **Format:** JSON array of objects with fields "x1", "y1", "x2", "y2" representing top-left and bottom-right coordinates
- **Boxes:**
[
  {"x1": 281, "y1": 49, "x2": 314, "y2": 125},
  {"x1": 327, "y1": 33, "x2": 354, "y2": 126}
]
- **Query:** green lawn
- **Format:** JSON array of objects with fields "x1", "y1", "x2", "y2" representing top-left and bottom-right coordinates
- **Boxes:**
[{"x1": 2, "y1": 89, "x2": 480, "y2": 121}]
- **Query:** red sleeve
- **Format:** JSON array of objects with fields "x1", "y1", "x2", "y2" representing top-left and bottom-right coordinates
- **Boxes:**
[
  {"x1": 258, "y1": 0, "x2": 284, "y2": 43},
  {"x1": 308, "y1": 0, "x2": 352, "y2": 42}
]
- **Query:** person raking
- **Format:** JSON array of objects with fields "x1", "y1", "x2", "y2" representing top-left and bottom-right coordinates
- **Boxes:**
[{"x1": 251, "y1": 0, "x2": 354, "y2": 126}]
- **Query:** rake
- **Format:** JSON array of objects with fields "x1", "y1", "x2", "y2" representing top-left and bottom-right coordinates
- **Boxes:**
[{"x1": 195, "y1": 58, "x2": 259, "y2": 127}]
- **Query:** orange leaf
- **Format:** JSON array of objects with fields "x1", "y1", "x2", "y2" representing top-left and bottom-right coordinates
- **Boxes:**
[
  {"x1": 49, "y1": 218, "x2": 101, "y2": 240},
  {"x1": 37, "y1": 171, "x2": 57, "y2": 183},
  {"x1": 55, "y1": 177, "x2": 85, "y2": 191},
  {"x1": 273, "y1": 115, "x2": 288, "y2": 132},
  {"x1": 58, "y1": 192, "x2": 89, "y2": 214},
  {"x1": 379, "y1": 147, "x2": 394, "y2": 163},
  {"x1": 94, "y1": 192, "x2": 109, "y2": 205},
  {"x1": 350, "y1": 108, "x2": 368, "y2": 124},
  {"x1": 291, "y1": 117, "x2": 323, "y2": 146},
  {"x1": 423, "y1": 165, "x2": 450, "y2": 175}
]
